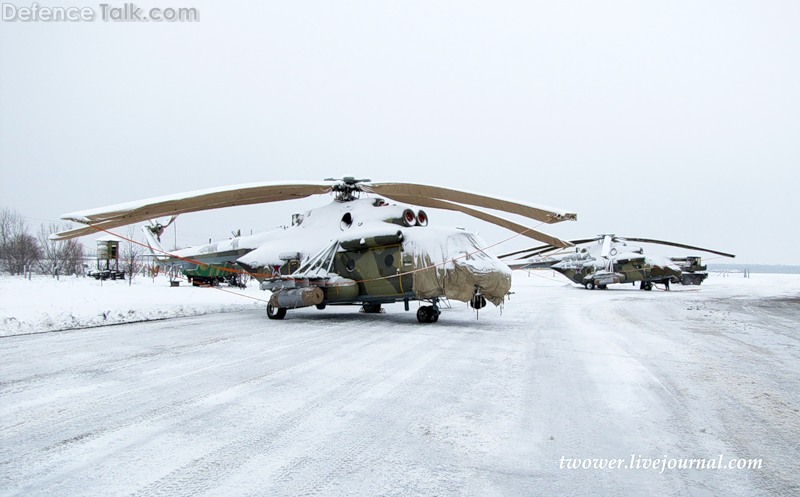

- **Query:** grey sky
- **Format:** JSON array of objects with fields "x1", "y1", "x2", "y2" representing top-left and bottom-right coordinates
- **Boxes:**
[{"x1": 1, "y1": 1, "x2": 798, "y2": 264}]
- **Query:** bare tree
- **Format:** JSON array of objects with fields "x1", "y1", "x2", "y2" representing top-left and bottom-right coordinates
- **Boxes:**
[
  {"x1": 0, "y1": 208, "x2": 22, "y2": 269},
  {"x1": 38, "y1": 223, "x2": 61, "y2": 276},
  {"x1": 120, "y1": 226, "x2": 144, "y2": 286},
  {"x1": 61, "y1": 237, "x2": 85, "y2": 276},
  {"x1": 6, "y1": 233, "x2": 42, "y2": 275},
  {"x1": 0, "y1": 208, "x2": 41, "y2": 275},
  {"x1": 37, "y1": 222, "x2": 85, "y2": 277}
]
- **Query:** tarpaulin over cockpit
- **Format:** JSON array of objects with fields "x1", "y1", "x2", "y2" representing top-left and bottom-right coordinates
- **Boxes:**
[{"x1": 404, "y1": 228, "x2": 511, "y2": 306}]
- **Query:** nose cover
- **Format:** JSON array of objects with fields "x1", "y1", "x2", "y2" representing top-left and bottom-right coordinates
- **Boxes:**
[{"x1": 403, "y1": 228, "x2": 512, "y2": 306}]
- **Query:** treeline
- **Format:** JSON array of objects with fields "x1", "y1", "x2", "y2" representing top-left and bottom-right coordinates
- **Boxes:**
[{"x1": 0, "y1": 207, "x2": 85, "y2": 276}]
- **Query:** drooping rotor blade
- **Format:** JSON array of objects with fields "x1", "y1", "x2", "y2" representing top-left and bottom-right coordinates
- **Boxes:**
[
  {"x1": 498, "y1": 244, "x2": 551, "y2": 259},
  {"x1": 366, "y1": 183, "x2": 577, "y2": 224},
  {"x1": 49, "y1": 221, "x2": 120, "y2": 241},
  {"x1": 619, "y1": 237, "x2": 736, "y2": 258},
  {"x1": 383, "y1": 194, "x2": 573, "y2": 247},
  {"x1": 52, "y1": 182, "x2": 332, "y2": 240},
  {"x1": 498, "y1": 238, "x2": 597, "y2": 260},
  {"x1": 500, "y1": 244, "x2": 565, "y2": 260}
]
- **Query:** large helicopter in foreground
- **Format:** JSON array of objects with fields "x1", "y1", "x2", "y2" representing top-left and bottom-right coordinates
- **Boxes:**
[
  {"x1": 52, "y1": 178, "x2": 577, "y2": 322},
  {"x1": 500, "y1": 234, "x2": 735, "y2": 291}
]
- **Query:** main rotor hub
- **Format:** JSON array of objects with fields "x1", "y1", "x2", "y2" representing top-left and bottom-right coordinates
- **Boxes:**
[{"x1": 325, "y1": 176, "x2": 372, "y2": 202}]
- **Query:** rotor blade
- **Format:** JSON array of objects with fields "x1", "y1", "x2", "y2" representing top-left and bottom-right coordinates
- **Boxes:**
[
  {"x1": 498, "y1": 237, "x2": 597, "y2": 260},
  {"x1": 516, "y1": 244, "x2": 583, "y2": 260},
  {"x1": 383, "y1": 194, "x2": 573, "y2": 247},
  {"x1": 53, "y1": 182, "x2": 332, "y2": 240},
  {"x1": 50, "y1": 222, "x2": 119, "y2": 241},
  {"x1": 366, "y1": 183, "x2": 577, "y2": 224},
  {"x1": 620, "y1": 237, "x2": 736, "y2": 258},
  {"x1": 498, "y1": 244, "x2": 551, "y2": 259},
  {"x1": 504, "y1": 245, "x2": 565, "y2": 260}
]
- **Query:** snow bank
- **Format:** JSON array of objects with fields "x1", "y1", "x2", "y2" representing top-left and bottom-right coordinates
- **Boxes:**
[{"x1": 0, "y1": 275, "x2": 264, "y2": 337}]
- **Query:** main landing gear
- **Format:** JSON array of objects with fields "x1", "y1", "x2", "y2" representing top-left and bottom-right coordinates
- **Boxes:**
[
  {"x1": 266, "y1": 303, "x2": 287, "y2": 320},
  {"x1": 417, "y1": 298, "x2": 441, "y2": 323},
  {"x1": 417, "y1": 306, "x2": 439, "y2": 323}
]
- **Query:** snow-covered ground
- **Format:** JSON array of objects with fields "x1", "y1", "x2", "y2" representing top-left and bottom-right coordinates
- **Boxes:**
[
  {"x1": 1, "y1": 272, "x2": 798, "y2": 496},
  {"x1": 0, "y1": 275, "x2": 264, "y2": 337}
]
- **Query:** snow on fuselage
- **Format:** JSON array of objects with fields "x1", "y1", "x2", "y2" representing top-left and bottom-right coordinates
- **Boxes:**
[
  {"x1": 231, "y1": 197, "x2": 512, "y2": 305},
  {"x1": 162, "y1": 197, "x2": 513, "y2": 305},
  {"x1": 551, "y1": 238, "x2": 682, "y2": 286}
]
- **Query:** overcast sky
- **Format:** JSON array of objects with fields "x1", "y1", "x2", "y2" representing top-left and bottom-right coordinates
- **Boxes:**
[{"x1": 1, "y1": 1, "x2": 798, "y2": 264}]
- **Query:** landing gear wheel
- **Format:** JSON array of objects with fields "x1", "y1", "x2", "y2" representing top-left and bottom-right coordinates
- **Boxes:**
[
  {"x1": 315, "y1": 304, "x2": 326, "y2": 310},
  {"x1": 417, "y1": 305, "x2": 439, "y2": 323},
  {"x1": 642, "y1": 282, "x2": 653, "y2": 291},
  {"x1": 266, "y1": 303, "x2": 286, "y2": 320},
  {"x1": 588, "y1": 282, "x2": 595, "y2": 290},
  {"x1": 598, "y1": 284, "x2": 607, "y2": 290}
]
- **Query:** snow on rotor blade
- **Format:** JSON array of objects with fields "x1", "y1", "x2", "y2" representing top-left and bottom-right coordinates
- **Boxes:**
[
  {"x1": 366, "y1": 183, "x2": 577, "y2": 224},
  {"x1": 381, "y1": 194, "x2": 574, "y2": 248},
  {"x1": 53, "y1": 181, "x2": 332, "y2": 240},
  {"x1": 498, "y1": 238, "x2": 597, "y2": 260}
]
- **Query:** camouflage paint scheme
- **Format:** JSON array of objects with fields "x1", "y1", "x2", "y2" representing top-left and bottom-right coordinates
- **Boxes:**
[
  {"x1": 504, "y1": 235, "x2": 732, "y2": 290},
  {"x1": 329, "y1": 244, "x2": 415, "y2": 303},
  {"x1": 164, "y1": 248, "x2": 251, "y2": 284},
  {"x1": 670, "y1": 256, "x2": 709, "y2": 285},
  {"x1": 245, "y1": 227, "x2": 511, "y2": 307},
  {"x1": 553, "y1": 257, "x2": 680, "y2": 289}
]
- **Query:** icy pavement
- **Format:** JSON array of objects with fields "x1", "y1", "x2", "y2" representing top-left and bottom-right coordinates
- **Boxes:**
[{"x1": 0, "y1": 273, "x2": 798, "y2": 496}]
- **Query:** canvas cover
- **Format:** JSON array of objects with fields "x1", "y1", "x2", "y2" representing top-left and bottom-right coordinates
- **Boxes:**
[{"x1": 406, "y1": 229, "x2": 512, "y2": 306}]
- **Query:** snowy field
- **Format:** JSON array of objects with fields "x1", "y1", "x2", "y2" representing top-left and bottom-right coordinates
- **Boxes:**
[
  {"x1": 1, "y1": 272, "x2": 798, "y2": 496},
  {"x1": 0, "y1": 275, "x2": 264, "y2": 337}
]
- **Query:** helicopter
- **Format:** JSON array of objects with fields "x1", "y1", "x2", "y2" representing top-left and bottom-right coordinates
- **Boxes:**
[
  {"x1": 52, "y1": 178, "x2": 577, "y2": 322},
  {"x1": 142, "y1": 219, "x2": 257, "y2": 288},
  {"x1": 500, "y1": 234, "x2": 735, "y2": 291}
]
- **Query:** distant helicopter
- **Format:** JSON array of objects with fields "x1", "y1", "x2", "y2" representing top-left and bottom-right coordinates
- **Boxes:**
[
  {"x1": 500, "y1": 234, "x2": 735, "y2": 290},
  {"x1": 52, "y1": 178, "x2": 577, "y2": 322}
]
